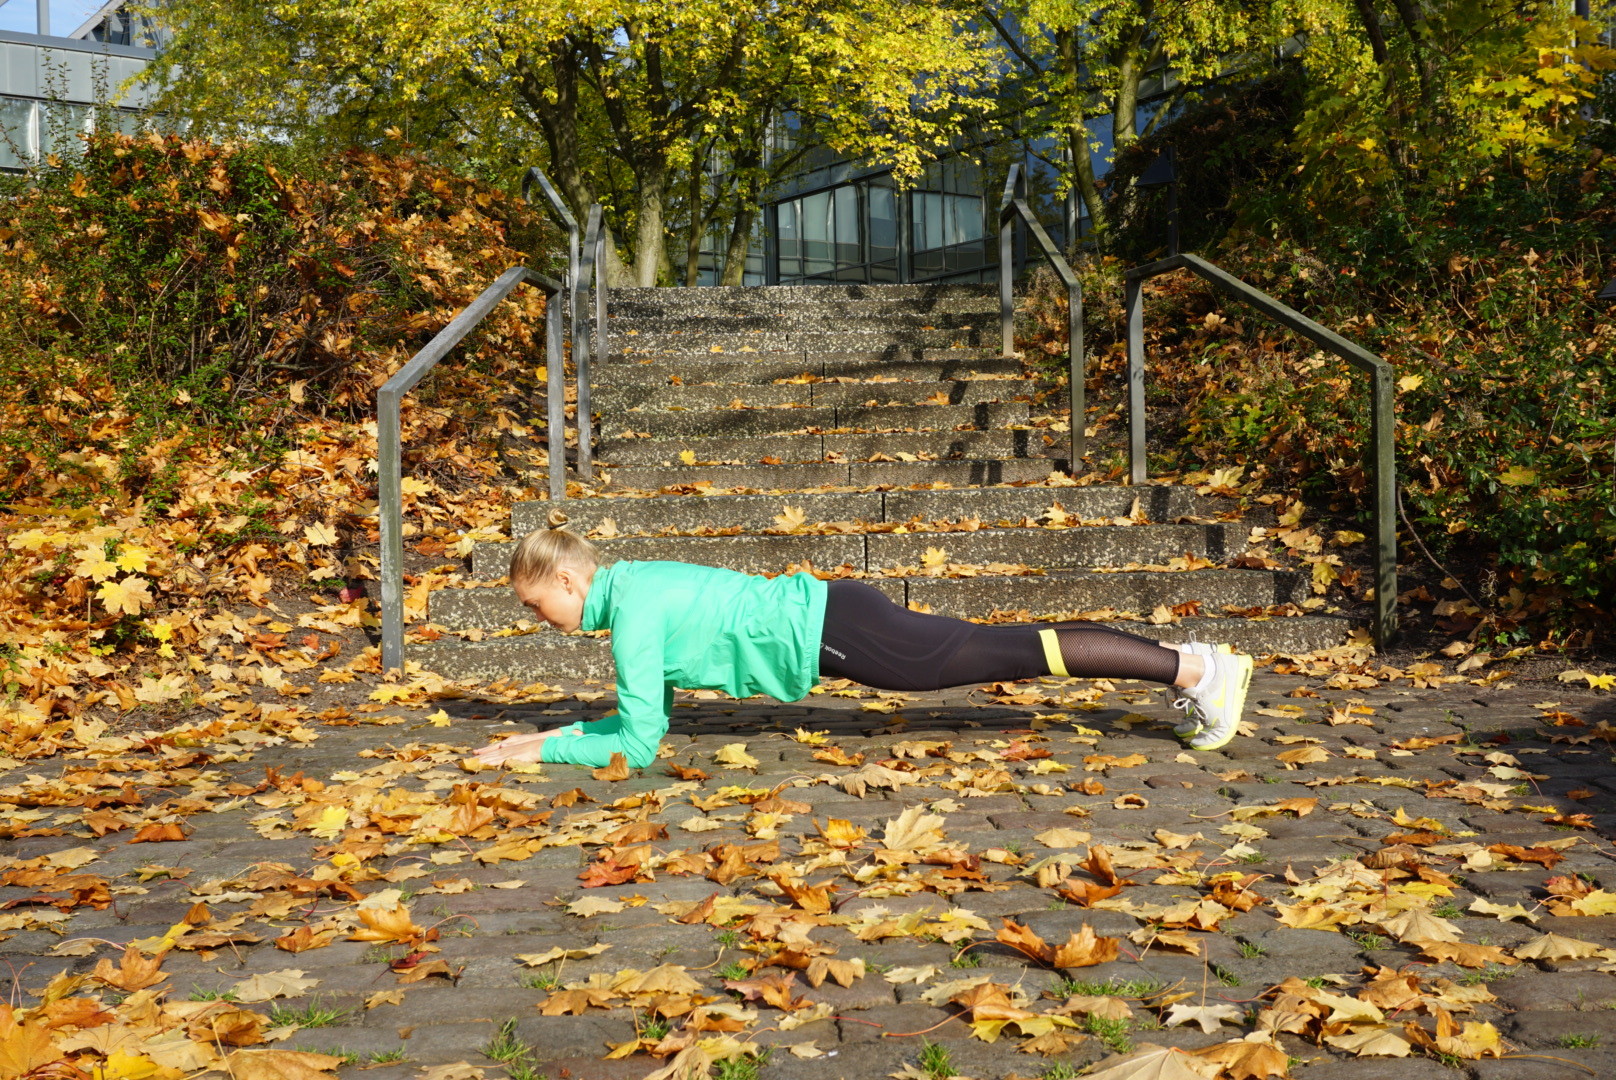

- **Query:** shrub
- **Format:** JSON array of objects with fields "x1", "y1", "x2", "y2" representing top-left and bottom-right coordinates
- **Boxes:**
[{"x1": 0, "y1": 132, "x2": 558, "y2": 507}]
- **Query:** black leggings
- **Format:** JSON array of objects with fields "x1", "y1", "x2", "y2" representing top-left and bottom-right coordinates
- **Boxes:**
[{"x1": 817, "y1": 580, "x2": 1182, "y2": 692}]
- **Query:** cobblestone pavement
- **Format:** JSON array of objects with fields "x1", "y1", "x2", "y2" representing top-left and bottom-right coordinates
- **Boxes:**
[{"x1": 4, "y1": 668, "x2": 1615, "y2": 1080}]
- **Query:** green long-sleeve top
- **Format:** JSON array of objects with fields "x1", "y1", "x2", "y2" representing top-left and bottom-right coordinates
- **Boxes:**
[{"x1": 539, "y1": 560, "x2": 828, "y2": 769}]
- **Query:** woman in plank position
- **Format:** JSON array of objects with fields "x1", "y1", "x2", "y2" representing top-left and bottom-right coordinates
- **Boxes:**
[{"x1": 473, "y1": 517, "x2": 1253, "y2": 769}]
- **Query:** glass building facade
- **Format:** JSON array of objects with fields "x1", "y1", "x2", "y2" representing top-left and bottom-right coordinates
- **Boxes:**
[{"x1": 690, "y1": 112, "x2": 1103, "y2": 288}]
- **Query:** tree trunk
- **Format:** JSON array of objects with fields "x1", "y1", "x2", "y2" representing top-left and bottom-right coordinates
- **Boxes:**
[
  {"x1": 720, "y1": 203, "x2": 756, "y2": 286},
  {"x1": 1351, "y1": 0, "x2": 1391, "y2": 66},
  {"x1": 1111, "y1": 5, "x2": 1151, "y2": 152},
  {"x1": 631, "y1": 164, "x2": 668, "y2": 287},
  {"x1": 1056, "y1": 29, "x2": 1106, "y2": 227},
  {"x1": 684, "y1": 164, "x2": 704, "y2": 286}
]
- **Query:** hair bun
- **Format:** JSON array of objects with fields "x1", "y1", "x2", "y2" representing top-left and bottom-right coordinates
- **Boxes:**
[{"x1": 546, "y1": 508, "x2": 570, "y2": 530}]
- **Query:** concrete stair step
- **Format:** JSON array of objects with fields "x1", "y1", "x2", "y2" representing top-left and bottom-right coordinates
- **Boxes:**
[
  {"x1": 609, "y1": 312, "x2": 991, "y2": 334},
  {"x1": 604, "y1": 401, "x2": 1032, "y2": 439},
  {"x1": 609, "y1": 297, "x2": 1002, "y2": 319},
  {"x1": 411, "y1": 612, "x2": 1358, "y2": 682},
  {"x1": 509, "y1": 485, "x2": 1224, "y2": 536},
  {"x1": 608, "y1": 282, "x2": 996, "y2": 308},
  {"x1": 594, "y1": 457, "x2": 1062, "y2": 492},
  {"x1": 469, "y1": 521, "x2": 1251, "y2": 579},
  {"x1": 612, "y1": 327, "x2": 991, "y2": 356},
  {"x1": 431, "y1": 568, "x2": 1304, "y2": 632},
  {"x1": 596, "y1": 378, "x2": 1040, "y2": 411},
  {"x1": 605, "y1": 354, "x2": 1025, "y2": 385},
  {"x1": 597, "y1": 430, "x2": 1059, "y2": 466}
]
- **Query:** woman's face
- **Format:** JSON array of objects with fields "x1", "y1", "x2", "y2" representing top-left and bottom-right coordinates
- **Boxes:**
[{"x1": 513, "y1": 562, "x2": 593, "y2": 633}]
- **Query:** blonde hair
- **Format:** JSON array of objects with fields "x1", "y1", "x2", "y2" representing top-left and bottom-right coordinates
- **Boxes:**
[{"x1": 509, "y1": 509, "x2": 601, "y2": 586}]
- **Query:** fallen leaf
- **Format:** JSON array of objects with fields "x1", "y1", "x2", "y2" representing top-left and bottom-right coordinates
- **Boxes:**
[
  {"x1": 225, "y1": 1049, "x2": 347, "y2": 1080},
  {"x1": 231, "y1": 970, "x2": 319, "y2": 1002},
  {"x1": 1164, "y1": 1002, "x2": 1243, "y2": 1033}
]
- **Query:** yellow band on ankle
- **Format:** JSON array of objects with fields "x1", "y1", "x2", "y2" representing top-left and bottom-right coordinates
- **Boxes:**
[{"x1": 1038, "y1": 628, "x2": 1068, "y2": 678}]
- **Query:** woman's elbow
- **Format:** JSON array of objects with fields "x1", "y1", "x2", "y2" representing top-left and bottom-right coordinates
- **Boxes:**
[{"x1": 625, "y1": 747, "x2": 659, "y2": 770}]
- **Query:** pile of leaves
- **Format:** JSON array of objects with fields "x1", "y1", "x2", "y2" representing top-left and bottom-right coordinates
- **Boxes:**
[{"x1": 0, "y1": 133, "x2": 562, "y2": 732}]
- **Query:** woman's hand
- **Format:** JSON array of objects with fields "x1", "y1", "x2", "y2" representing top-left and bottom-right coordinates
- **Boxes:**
[{"x1": 473, "y1": 728, "x2": 574, "y2": 767}]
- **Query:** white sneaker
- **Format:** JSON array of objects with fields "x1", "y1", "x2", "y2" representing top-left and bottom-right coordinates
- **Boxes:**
[
  {"x1": 1169, "y1": 642, "x2": 1230, "y2": 738},
  {"x1": 1185, "y1": 651, "x2": 1254, "y2": 751}
]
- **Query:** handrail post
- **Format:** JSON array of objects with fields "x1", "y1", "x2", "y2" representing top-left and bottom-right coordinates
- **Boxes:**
[
  {"x1": 999, "y1": 166, "x2": 1018, "y2": 357},
  {"x1": 595, "y1": 223, "x2": 608, "y2": 386},
  {"x1": 576, "y1": 205, "x2": 605, "y2": 482},
  {"x1": 1370, "y1": 364, "x2": 1398, "y2": 649},
  {"x1": 378, "y1": 387, "x2": 405, "y2": 673},
  {"x1": 1066, "y1": 274, "x2": 1084, "y2": 469},
  {"x1": 1123, "y1": 251, "x2": 1399, "y2": 649},
  {"x1": 1125, "y1": 276, "x2": 1146, "y2": 485},
  {"x1": 377, "y1": 266, "x2": 565, "y2": 675},
  {"x1": 546, "y1": 277, "x2": 567, "y2": 502}
]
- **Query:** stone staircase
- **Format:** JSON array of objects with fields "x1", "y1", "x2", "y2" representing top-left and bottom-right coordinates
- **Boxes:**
[{"x1": 415, "y1": 283, "x2": 1358, "y2": 682}]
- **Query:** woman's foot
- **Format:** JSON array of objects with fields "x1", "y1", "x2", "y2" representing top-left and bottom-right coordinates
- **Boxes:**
[
  {"x1": 1182, "y1": 651, "x2": 1254, "y2": 751},
  {"x1": 1168, "y1": 641, "x2": 1230, "y2": 737}
]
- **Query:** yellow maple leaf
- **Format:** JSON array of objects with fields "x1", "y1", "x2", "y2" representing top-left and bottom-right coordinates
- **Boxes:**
[
  {"x1": 1397, "y1": 374, "x2": 1425, "y2": 392},
  {"x1": 714, "y1": 743, "x2": 760, "y2": 768},
  {"x1": 1499, "y1": 465, "x2": 1537, "y2": 487},
  {"x1": 114, "y1": 545, "x2": 152, "y2": 573},
  {"x1": 426, "y1": 709, "x2": 452, "y2": 727},
  {"x1": 97, "y1": 576, "x2": 152, "y2": 616},
  {"x1": 91, "y1": 1050, "x2": 183, "y2": 1080},
  {"x1": 303, "y1": 522, "x2": 338, "y2": 546},
  {"x1": 920, "y1": 546, "x2": 948, "y2": 568},
  {"x1": 679, "y1": 449, "x2": 697, "y2": 465},
  {"x1": 1587, "y1": 673, "x2": 1615, "y2": 691},
  {"x1": 369, "y1": 684, "x2": 415, "y2": 703},
  {"x1": 791, "y1": 728, "x2": 829, "y2": 745},
  {"x1": 74, "y1": 546, "x2": 120, "y2": 581}
]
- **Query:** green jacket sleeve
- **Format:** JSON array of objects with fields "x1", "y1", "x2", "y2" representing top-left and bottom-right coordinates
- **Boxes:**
[{"x1": 541, "y1": 613, "x2": 670, "y2": 769}]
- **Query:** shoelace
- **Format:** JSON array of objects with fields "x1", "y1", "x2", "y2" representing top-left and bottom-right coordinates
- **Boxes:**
[{"x1": 1171, "y1": 696, "x2": 1203, "y2": 720}]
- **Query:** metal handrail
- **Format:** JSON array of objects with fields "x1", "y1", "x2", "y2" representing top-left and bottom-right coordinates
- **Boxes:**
[
  {"x1": 998, "y1": 163, "x2": 1087, "y2": 470},
  {"x1": 378, "y1": 266, "x2": 566, "y2": 673},
  {"x1": 523, "y1": 166, "x2": 580, "y2": 330},
  {"x1": 1124, "y1": 252, "x2": 1398, "y2": 649}
]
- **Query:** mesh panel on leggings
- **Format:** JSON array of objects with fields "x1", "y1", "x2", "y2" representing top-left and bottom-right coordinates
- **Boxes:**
[{"x1": 1052, "y1": 624, "x2": 1181, "y2": 683}]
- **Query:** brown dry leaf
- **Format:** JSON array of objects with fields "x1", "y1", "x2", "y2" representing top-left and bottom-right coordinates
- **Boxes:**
[
  {"x1": 997, "y1": 918, "x2": 1118, "y2": 968},
  {"x1": 226, "y1": 1049, "x2": 347, "y2": 1080},
  {"x1": 1412, "y1": 940, "x2": 1518, "y2": 969},
  {"x1": 1376, "y1": 908, "x2": 1461, "y2": 944},
  {"x1": 231, "y1": 969, "x2": 319, "y2": 1002},
  {"x1": 1080, "y1": 1043, "x2": 1214, "y2": 1080},
  {"x1": 0, "y1": 1003, "x2": 66, "y2": 1077},
  {"x1": 1191, "y1": 1036, "x2": 1292, "y2": 1077},
  {"x1": 723, "y1": 972, "x2": 811, "y2": 1010},
  {"x1": 347, "y1": 904, "x2": 425, "y2": 945},
  {"x1": 274, "y1": 926, "x2": 339, "y2": 953},
  {"x1": 196, "y1": 1006, "x2": 268, "y2": 1047},
  {"x1": 1055, "y1": 879, "x2": 1124, "y2": 907},
  {"x1": 805, "y1": 956, "x2": 864, "y2": 988},
  {"x1": 593, "y1": 753, "x2": 633, "y2": 781},
  {"x1": 772, "y1": 874, "x2": 837, "y2": 915},
  {"x1": 90, "y1": 946, "x2": 168, "y2": 991},
  {"x1": 1435, "y1": 1020, "x2": 1507, "y2": 1060},
  {"x1": 1514, "y1": 932, "x2": 1606, "y2": 961},
  {"x1": 540, "y1": 988, "x2": 619, "y2": 1015}
]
